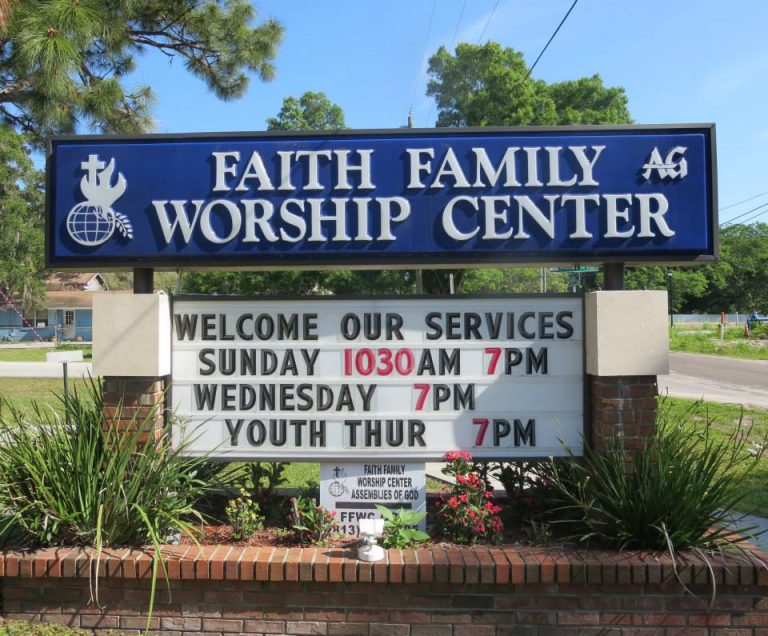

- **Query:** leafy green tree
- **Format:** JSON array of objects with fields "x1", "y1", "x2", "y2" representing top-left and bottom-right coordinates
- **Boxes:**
[
  {"x1": 183, "y1": 270, "x2": 321, "y2": 296},
  {"x1": 322, "y1": 270, "x2": 414, "y2": 296},
  {"x1": 462, "y1": 268, "x2": 569, "y2": 294},
  {"x1": 267, "y1": 91, "x2": 345, "y2": 131},
  {"x1": 625, "y1": 266, "x2": 709, "y2": 313},
  {"x1": 0, "y1": 124, "x2": 45, "y2": 311},
  {"x1": 624, "y1": 225, "x2": 768, "y2": 314},
  {"x1": 423, "y1": 42, "x2": 632, "y2": 293},
  {"x1": 426, "y1": 42, "x2": 631, "y2": 128},
  {"x1": 0, "y1": 0, "x2": 283, "y2": 303},
  {"x1": 694, "y1": 223, "x2": 768, "y2": 313},
  {"x1": 0, "y1": 0, "x2": 283, "y2": 140}
]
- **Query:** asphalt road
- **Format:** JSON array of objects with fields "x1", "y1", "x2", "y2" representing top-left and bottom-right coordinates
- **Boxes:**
[{"x1": 658, "y1": 352, "x2": 768, "y2": 408}]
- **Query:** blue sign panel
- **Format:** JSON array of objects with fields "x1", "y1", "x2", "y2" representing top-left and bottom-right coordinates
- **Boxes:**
[{"x1": 47, "y1": 126, "x2": 717, "y2": 268}]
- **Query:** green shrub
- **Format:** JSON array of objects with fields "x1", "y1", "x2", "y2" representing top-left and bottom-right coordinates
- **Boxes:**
[
  {"x1": 749, "y1": 321, "x2": 768, "y2": 337},
  {"x1": 433, "y1": 451, "x2": 503, "y2": 545},
  {"x1": 0, "y1": 620, "x2": 102, "y2": 635},
  {"x1": 289, "y1": 496, "x2": 339, "y2": 545},
  {"x1": 249, "y1": 461, "x2": 289, "y2": 524},
  {"x1": 549, "y1": 400, "x2": 766, "y2": 552},
  {"x1": 494, "y1": 460, "x2": 553, "y2": 518},
  {"x1": 225, "y1": 487, "x2": 264, "y2": 541},
  {"x1": 0, "y1": 378, "x2": 210, "y2": 548},
  {"x1": 375, "y1": 506, "x2": 429, "y2": 548}
]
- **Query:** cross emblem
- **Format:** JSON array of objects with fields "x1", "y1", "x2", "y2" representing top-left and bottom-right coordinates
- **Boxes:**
[{"x1": 80, "y1": 155, "x2": 106, "y2": 184}]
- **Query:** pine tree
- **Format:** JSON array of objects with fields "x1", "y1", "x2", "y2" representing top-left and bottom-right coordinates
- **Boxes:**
[{"x1": 0, "y1": 0, "x2": 283, "y2": 141}]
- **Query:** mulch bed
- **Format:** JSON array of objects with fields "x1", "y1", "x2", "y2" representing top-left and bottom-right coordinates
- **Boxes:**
[{"x1": 180, "y1": 524, "x2": 360, "y2": 548}]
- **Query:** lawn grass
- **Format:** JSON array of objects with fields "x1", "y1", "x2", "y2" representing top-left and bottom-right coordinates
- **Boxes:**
[
  {"x1": 0, "y1": 621, "x2": 118, "y2": 635},
  {"x1": 670, "y1": 325, "x2": 768, "y2": 360},
  {"x1": 0, "y1": 345, "x2": 92, "y2": 362},
  {"x1": 282, "y1": 461, "x2": 319, "y2": 490},
  {"x1": 0, "y1": 377, "x2": 88, "y2": 420},
  {"x1": 664, "y1": 396, "x2": 768, "y2": 517}
]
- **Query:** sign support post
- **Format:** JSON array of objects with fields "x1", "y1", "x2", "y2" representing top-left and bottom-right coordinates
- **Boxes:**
[
  {"x1": 133, "y1": 268, "x2": 154, "y2": 294},
  {"x1": 603, "y1": 263, "x2": 625, "y2": 291}
]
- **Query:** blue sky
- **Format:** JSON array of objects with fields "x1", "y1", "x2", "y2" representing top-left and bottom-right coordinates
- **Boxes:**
[{"x1": 122, "y1": 1, "x2": 768, "y2": 225}]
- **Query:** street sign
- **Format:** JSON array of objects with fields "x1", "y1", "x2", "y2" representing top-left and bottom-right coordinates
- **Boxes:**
[{"x1": 550, "y1": 266, "x2": 599, "y2": 273}]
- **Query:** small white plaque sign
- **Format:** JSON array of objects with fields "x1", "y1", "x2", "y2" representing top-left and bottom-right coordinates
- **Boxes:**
[{"x1": 320, "y1": 462, "x2": 427, "y2": 537}]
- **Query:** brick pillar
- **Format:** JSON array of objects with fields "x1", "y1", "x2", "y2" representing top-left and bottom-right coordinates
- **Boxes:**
[
  {"x1": 102, "y1": 376, "x2": 167, "y2": 442},
  {"x1": 590, "y1": 375, "x2": 658, "y2": 452}
]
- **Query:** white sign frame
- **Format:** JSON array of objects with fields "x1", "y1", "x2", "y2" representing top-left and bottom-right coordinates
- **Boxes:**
[{"x1": 170, "y1": 294, "x2": 585, "y2": 461}]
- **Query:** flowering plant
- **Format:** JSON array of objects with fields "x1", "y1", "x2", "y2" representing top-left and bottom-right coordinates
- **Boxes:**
[
  {"x1": 225, "y1": 487, "x2": 264, "y2": 541},
  {"x1": 289, "y1": 496, "x2": 340, "y2": 546},
  {"x1": 434, "y1": 451, "x2": 503, "y2": 544}
]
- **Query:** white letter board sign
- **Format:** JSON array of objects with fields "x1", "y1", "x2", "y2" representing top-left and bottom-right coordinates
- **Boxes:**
[{"x1": 171, "y1": 296, "x2": 584, "y2": 460}]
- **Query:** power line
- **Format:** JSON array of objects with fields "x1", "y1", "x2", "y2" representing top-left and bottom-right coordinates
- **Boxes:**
[
  {"x1": 720, "y1": 190, "x2": 768, "y2": 211},
  {"x1": 426, "y1": 0, "x2": 470, "y2": 127},
  {"x1": 408, "y1": 0, "x2": 438, "y2": 125},
  {"x1": 728, "y1": 208, "x2": 768, "y2": 226},
  {"x1": 450, "y1": 0, "x2": 468, "y2": 50},
  {"x1": 524, "y1": 0, "x2": 578, "y2": 81},
  {"x1": 720, "y1": 201, "x2": 768, "y2": 227},
  {"x1": 477, "y1": 0, "x2": 502, "y2": 44}
]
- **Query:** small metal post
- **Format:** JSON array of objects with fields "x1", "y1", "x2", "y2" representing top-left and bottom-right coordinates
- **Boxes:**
[{"x1": 62, "y1": 361, "x2": 69, "y2": 426}]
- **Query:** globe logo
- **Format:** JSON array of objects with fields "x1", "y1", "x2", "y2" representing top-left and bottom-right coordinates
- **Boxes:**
[
  {"x1": 65, "y1": 155, "x2": 133, "y2": 247},
  {"x1": 66, "y1": 202, "x2": 117, "y2": 246}
]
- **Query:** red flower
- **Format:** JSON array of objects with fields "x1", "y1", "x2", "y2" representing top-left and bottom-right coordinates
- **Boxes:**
[{"x1": 444, "y1": 450, "x2": 473, "y2": 462}]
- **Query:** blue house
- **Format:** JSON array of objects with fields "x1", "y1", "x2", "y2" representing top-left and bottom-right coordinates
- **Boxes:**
[{"x1": 0, "y1": 273, "x2": 109, "y2": 342}]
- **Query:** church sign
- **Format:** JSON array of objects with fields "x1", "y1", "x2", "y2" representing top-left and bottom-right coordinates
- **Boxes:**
[
  {"x1": 171, "y1": 295, "x2": 584, "y2": 461},
  {"x1": 47, "y1": 125, "x2": 716, "y2": 269}
]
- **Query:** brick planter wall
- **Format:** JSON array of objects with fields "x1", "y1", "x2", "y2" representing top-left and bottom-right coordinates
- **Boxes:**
[
  {"x1": 590, "y1": 375, "x2": 659, "y2": 453},
  {"x1": 2, "y1": 545, "x2": 767, "y2": 635},
  {"x1": 102, "y1": 376, "x2": 167, "y2": 441}
]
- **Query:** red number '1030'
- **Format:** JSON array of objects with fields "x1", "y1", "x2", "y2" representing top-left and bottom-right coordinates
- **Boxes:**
[{"x1": 344, "y1": 348, "x2": 415, "y2": 376}]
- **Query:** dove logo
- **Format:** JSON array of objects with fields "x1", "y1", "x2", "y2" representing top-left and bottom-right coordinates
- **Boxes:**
[{"x1": 65, "y1": 155, "x2": 133, "y2": 247}]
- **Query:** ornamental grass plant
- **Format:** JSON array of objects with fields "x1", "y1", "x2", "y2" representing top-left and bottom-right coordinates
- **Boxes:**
[
  {"x1": 549, "y1": 399, "x2": 767, "y2": 554},
  {"x1": 0, "y1": 378, "x2": 210, "y2": 548}
]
